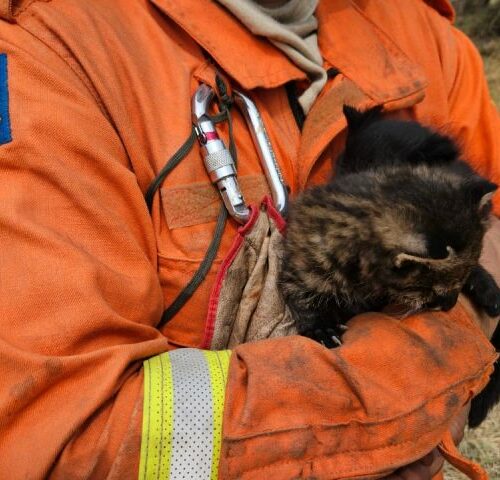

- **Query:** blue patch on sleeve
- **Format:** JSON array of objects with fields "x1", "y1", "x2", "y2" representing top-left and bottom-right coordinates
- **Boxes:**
[{"x1": 0, "y1": 53, "x2": 12, "y2": 145}]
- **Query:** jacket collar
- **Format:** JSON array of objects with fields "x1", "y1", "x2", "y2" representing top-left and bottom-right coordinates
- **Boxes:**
[
  {"x1": 151, "y1": 0, "x2": 428, "y2": 188},
  {"x1": 317, "y1": 1, "x2": 427, "y2": 106},
  {"x1": 151, "y1": 0, "x2": 427, "y2": 103},
  {"x1": 150, "y1": 0, "x2": 306, "y2": 89}
]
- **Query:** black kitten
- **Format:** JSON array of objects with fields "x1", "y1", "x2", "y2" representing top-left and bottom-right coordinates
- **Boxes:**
[{"x1": 280, "y1": 105, "x2": 500, "y2": 427}]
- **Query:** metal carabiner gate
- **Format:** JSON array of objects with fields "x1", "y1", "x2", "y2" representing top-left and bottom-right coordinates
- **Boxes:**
[{"x1": 191, "y1": 84, "x2": 288, "y2": 224}]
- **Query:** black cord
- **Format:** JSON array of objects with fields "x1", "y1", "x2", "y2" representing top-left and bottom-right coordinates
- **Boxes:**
[
  {"x1": 145, "y1": 126, "x2": 197, "y2": 212},
  {"x1": 157, "y1": 206, "x2": 228, "y2": 329},
  {"x1": 144, "y1": 76, "x2": 236, "y2": 328}
]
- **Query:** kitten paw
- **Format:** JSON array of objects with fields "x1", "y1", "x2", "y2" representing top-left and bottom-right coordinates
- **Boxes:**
[
  {"x1": 463, "y1": 266, "x2": 500, "y2": 317},
  {"x1": 304, "y1": 325, "x2": 346, "y2": 348}
]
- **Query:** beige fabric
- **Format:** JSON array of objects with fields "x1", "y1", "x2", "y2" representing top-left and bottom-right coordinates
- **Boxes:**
[
  {"x1": 209, "y1": 207, "x2": 297, "y2": 349},
  {"x1": 215, "y1": 0, "x2": 327, "y2": 113}
]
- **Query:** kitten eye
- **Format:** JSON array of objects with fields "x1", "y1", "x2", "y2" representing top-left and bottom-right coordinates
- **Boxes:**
[
  {"x1": 392, "y1": 262, "x2": 419, "y2": 275},
  {"x1": 426, "y1": 237, "x2": 452, "y2": 259}
]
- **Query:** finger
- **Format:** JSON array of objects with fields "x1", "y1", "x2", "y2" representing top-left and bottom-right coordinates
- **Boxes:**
[
  {"x1": 420, "y1": 451, "x2": 435, "y2": 467},
  {"x1": 448, "y1": 403, "x2": 471, "y2": 445},
  {"x1": 384, "y1": 474, "x2": 404, "y2": 480},
  {"x1": 427, "y1": 449, "x2": 445, "y2": 477},
  {"x1": 400, "y1": 461, "x2": 433, "y2": 480}
]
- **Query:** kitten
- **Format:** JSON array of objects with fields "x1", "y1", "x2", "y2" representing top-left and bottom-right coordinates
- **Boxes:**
[{"x1": 280, "y1": 105, "x2": 500, "y2": 427}]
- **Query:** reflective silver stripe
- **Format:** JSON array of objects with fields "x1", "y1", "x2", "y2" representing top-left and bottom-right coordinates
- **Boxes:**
[
  {"x1": 139, "y1": 349, "x2": 230, "y2": 480},
  {"x1": 169, "y1": 348, "x2": 214, "y2": 480}
]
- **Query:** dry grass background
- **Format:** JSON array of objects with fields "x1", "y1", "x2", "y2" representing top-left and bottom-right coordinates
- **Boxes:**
[
  {"x1": 444, "y1": 5, "x2": 499, "y2": 479},
  {"x1": 457, "y1": 6, "x2": 500, "y2": 103},
  {"x1": 444, "y1": 404, "x2": 500, "y2": 479}
]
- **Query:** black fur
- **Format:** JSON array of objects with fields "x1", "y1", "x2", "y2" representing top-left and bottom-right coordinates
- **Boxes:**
[
  {"x1": 469, "y1": 322, "x2": 500, "y2": 428},
  {"x1": 280, "y1": 105, "x2": 500, "y2": 427}
]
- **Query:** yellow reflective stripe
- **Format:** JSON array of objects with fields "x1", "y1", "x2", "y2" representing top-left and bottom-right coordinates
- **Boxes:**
[
  {"x1": 139, "y1": 353, "x2": 174, "y2": 480},
  {"x1": 139, "y1": 350, "x2": 231, "y2": 480},
  {"x1": 203, "y1": 350, "x2": 231, "y2": 480}
]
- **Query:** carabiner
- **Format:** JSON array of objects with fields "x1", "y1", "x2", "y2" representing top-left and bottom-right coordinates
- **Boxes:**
[
  {"x1": 191, "y1": 84, "x2": 288, "y2": 224},
  {"x1": 233, "y1": 91, "x2": 288, "y2": 217}
]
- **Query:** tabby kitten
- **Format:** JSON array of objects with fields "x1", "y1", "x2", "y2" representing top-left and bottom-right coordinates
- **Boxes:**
[{"x1": 280, "y1": 105, "x2": 500, "y2": 427}]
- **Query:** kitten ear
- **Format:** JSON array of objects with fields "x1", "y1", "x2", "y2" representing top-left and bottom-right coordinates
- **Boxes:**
[
  {"x1": 469, "y1": 179, "x2": 497, "y2": 217},
  {"x1": 343, "y1": 104, "x2": 383, "y2": 130},
  {"x1": 394, "y1": 246, "x2": 456, "y2": 268}
]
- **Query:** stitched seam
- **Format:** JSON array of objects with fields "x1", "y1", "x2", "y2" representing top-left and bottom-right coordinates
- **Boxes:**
[
  {"x1": 160, "y1": 6, "x2": 304, "y2": 87},
  {"x1": 234, "y1": 441, "x2": 438, "y2": 476},
  {"x1": 380, "y1": 88, "x2": 427, "y2": 107},
  {"x1": 15, "y1": 9, "x2": 112, "y2": 123},
  {"x1": 191, "y1": 39, "x2": 302, "y2": 84},
  {"x1": 340, "y1": 0, "x2": 429, "y2": 99},
  {"x1": 156, "y1": 354, "x2": 165, "y2": 479},
  {"x1": 227, "y1": 417, "x2": 457, "y2": 477},
  {"x1": 13, "y1": 0, "x2": 51, "y2": 18},
  {"x1": 143, "y1": 360, "x2": 151, "y2": 480},
  {"x1": 157, "y1": 253, "x2": 224, "y2": 264}
]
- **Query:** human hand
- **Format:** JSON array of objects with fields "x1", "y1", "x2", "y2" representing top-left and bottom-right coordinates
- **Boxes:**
[{"x1": 383, "y1": 404, "x2": 470, "y2": 480}]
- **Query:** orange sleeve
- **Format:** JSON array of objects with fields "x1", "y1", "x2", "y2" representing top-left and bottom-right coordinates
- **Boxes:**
[
  {"x1": 0, "y1": 9, "x2": 497, "y2": 480},
  {"x1": 0, "y1": 24, "x2": 168, "y2": 478},
  {"x1": 220, "y1": 308, "x2": 496, "y2": 479},
  {"x1": 446, "y1": 26, "x2": 500, "y2": 216}
]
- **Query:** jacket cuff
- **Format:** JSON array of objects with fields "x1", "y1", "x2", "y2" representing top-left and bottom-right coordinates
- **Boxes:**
[{"x1": 139, "y1": 349, "x2": 231, "y2": 480}]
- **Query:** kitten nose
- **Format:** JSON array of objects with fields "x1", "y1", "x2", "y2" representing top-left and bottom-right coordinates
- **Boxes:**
[{"x1": 437, "y1": 292, "x2": 459, "y2": 311}]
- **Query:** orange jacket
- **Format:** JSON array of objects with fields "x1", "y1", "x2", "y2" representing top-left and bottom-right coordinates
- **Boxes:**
[{"x1": 0, "y1": 0, "x2": 498, "y2": 479}]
